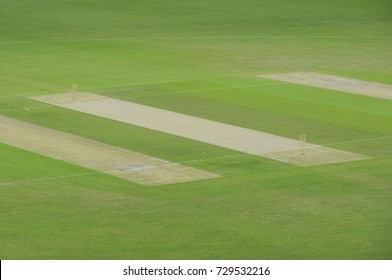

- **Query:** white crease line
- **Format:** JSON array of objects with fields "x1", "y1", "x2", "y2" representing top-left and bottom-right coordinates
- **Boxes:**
[
  {"x1": 122, "y1": 83, "x2": 280, "y2": 98},
  {"x1": 1, "y1": 36, "x2": 391, "y2": 45},
  {"x1": 0, "y1": 154, "x2": 242, "y2": 187},
  {"x1": 323, "y1": 135, "x2": 392, "y2": 146},
  {"x1": 0, "y1": 172, "x2": 103, "y2": 186},
  {"x1": 177, "y1": 154, "x2": 245, "y2": 164},
  {"x1": 1, "y1": 137, "x2": 391, "y2": 187},
  {"x1": 0, "y1": 105, "x2": 50, "y2": 113},
  {"x1": 0, "y1": 83, "x2": 280, "y2": 113}
]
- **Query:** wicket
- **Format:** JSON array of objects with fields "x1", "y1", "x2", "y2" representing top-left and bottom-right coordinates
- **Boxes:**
[
  {"x1": 299, "y1": 133, "x2": 306, "y2": 155},
  {"x1": 71, "y1": 83, "x2": 78, "y2": 100}
]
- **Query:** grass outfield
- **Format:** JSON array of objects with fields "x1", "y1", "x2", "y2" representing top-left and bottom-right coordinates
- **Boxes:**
[{"x1": 0, "y1": 0, "x2": 391, "y2": 259}]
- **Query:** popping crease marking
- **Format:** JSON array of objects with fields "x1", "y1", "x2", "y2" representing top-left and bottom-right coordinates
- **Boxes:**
[
  {"x1": 120, "y1": 83, "x2": 280, "y2": 98},
  {"x1": 0, "y1": 36, "x2": 392, "y2": 44},
  {"x1": 0, "y1": 154, "x2": 245, "y2": 187},
  {"x1": 0, "y1": 83, "x2": 280, "y2": 113},
  {"x1": 322, "y1": 135, "x2": 392, "y2": 146},
  {"x1": 2, "y1": 141, "x2": 389, "y2": 188}
]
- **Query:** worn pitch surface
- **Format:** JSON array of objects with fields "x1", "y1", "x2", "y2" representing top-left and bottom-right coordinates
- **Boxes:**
[
  {"x1": 31, "y1": 92, "x2": 367, "y2": 166},
  {"x1": 259, "y1": 72, "x2": 392, "y2": 100},
  {"x1": 0, "y1": 115, "x2": 219, "y2": 186}
]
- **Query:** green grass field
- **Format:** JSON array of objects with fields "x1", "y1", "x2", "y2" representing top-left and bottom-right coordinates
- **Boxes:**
[{"x1": 0, "y1": 0, "x2": 391, "y2": 259}]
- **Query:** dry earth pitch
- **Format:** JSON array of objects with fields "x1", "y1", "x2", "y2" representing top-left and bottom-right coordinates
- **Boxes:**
[
  {"x1": 0, "y1": 115, "x2": 219, "y2": 186},
  {"x1": 31, "y1": 92, "x2": 367, "y2": 166},
  {"x1": 259, "y1": 72, "x2": 392, "y2": 100}
]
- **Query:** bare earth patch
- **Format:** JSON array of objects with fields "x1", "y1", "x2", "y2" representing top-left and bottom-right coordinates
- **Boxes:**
[
  {"x1": 259, "y1": 72, "x2": 392, "y2": 100},
  {"x1": 31, "y1": 92, "x2": 367, "y2": 166},
  {"x1": 0, "y1": 115, "x2": 219, "y2": 186},
  {"x1": 262, "y1": 146, "x2": 367, "y2": 167}
]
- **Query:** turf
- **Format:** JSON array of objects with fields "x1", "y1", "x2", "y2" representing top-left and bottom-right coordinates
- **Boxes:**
[{"x1": 0, "y1": 0, "x2": 391, "y2": 259}]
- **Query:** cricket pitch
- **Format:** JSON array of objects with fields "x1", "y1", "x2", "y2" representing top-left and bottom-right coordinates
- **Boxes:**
[
  {"x1": 31, "y1": 92, "x2": 368, "y2": 166},
  {"x1": 0, "y1": 115, "x2": 219, "y2": 186},
  {"x1": 259, "y1": 72, "x2": 392, "y2": 100}
]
